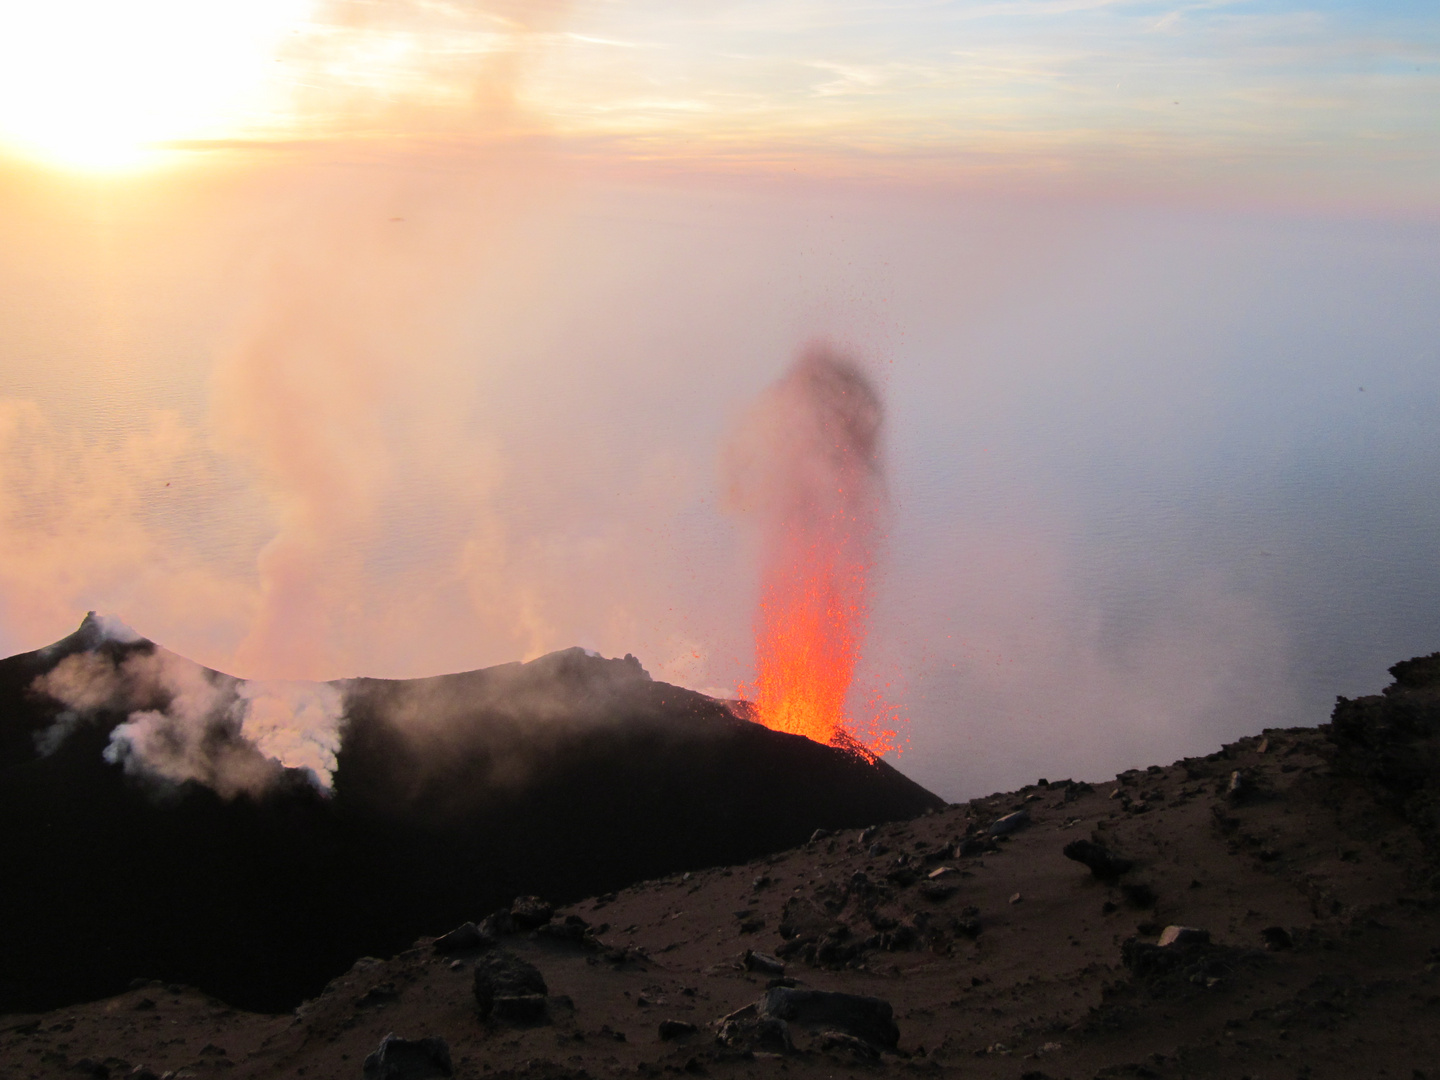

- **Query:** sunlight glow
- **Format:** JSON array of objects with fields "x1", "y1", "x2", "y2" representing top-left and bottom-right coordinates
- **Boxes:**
[{"x1": 0, "y1": 1, "x2": 309, "y2": 171}]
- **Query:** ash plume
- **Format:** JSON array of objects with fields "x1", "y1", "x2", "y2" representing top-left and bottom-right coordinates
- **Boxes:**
[{"x1": 724, "y1": 344, "x2": 885, "y2": 537}]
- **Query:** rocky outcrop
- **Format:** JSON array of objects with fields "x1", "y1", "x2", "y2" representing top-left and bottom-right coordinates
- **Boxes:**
[{"x1": 1328, "y1": 651, "x2": 1440, "y2": 858}]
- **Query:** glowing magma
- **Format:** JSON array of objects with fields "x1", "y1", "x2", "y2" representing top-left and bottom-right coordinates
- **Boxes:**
[{"x1": 730, "y1": 346, "x2": 899, "y2": 757}]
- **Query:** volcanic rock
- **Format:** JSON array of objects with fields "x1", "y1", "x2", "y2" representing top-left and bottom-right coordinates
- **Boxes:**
[
  {"x1": 536, "y1": 914, "x2": 593, "y2": 947},
  {"x1": 656, "y1": 1019, "x2": 697, "y2": 1040},
  {"x1": 477, "y1": 910, "x2": 514, "y2": 940},
  {"x1": 757, "y1": 987, "x2": 899, "y2": 1050},
  {"x1": 988, "y1": 809, "x2": 1030, "y2": 837},
  {"x1": 741, "y1": 949, "x2": 785, "y2": 976},
  {"x1": 472, "y1": 951, "x2": 547, "y2": 1022},
  {"x1": 432, "y1": 923, "x2": 483, "y2": 953},
  {"x1": 1062, "y1": 838, "x2": 1135, "y2": 879},
  {"x1": 713, "y1": 1005, "x2": 794, "y2": 1055},
  {"x1": 361, "y1": 1033, "x2": 453, "y2": 1080},
  {"x1": 817, "y1": 1029, "x2": 880, "y2": 1060},
  {"x1": 776, "y1": 897, "x2": 840, "y2": 943},
  {"x1": 510, "y1": 896, "x2": 554, "y2": 930},
  {"x1": 955, "y1": 835, "x2": 993, "y2": 856}
]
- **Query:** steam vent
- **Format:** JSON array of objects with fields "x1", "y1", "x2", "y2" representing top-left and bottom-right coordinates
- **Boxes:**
[{"x1": 0, "y1": 614, "x2": 940, "y2": 1014}]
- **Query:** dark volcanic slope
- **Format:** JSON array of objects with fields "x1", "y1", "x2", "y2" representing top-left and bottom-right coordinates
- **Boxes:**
[
  {"x1": 3, "y1": 652, "x2": 1439, "y2": 1080},
  {"x1": 0, "y1": 618, "x2": 940, "y2": 1015}
]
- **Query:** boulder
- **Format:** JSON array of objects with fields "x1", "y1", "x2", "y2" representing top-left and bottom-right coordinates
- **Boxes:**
[
  {"x1": 478, "y1": 910, "x2": 515, "y2": 938},
  {"x1": 657, "y1": 1020, "x2": 697, "y2": 1040},
  {"x1": 714, "y1": 1003, "x2": 794, "y2": 1054},
  {"x1": 742, "y1": 949, "x2": 785, "y2": 976},
  {"x1": 361, "y1": 1033, "x2": 453, "y2": 1080},
  {"x1": 758, "y1": 987, "x2": 898, "y2": 1050},
  {"x1": 509, "y1": 896, "x2": 554, "y2": 930},
  {"x1": 472, "y1": 951, "x2": 547, "y2": 1022},
  {"x1": 536, "y1": 914, "x2": 592, "y2": 946},
  {"x1": 432, "y1": 923, "x2": 484, "y2": 953},
  {"x1": 988, "y1": 810, "x2": 1030, "y2": 837},
  {"x1": 1062, "y1": 839, "x2": 1134, "y2": 880}
]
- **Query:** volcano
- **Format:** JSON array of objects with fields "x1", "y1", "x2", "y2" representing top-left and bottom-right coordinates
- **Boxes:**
[
  {"x1": 0, "y1": 616, "x2": 941, "y2": 1015},
  {"x1": 2, "y1": 645, "x2": 1438, "y2": 1080}
]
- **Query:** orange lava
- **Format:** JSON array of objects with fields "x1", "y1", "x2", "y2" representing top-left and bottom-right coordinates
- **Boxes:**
[
  {"x1": 749, "y1": 534, "x2": 897, "y2": 757},
  {"x1": 729, "y1": 346, "x2": 901, "y2": 758}
]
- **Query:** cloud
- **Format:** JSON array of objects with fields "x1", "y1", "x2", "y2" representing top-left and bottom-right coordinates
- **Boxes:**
[
  {"x1": 262, "y1": 0, "x2": 576, "y2": 140},
  {"x1": 0, "y1": 399, "x2": 260, "y2": 662}
]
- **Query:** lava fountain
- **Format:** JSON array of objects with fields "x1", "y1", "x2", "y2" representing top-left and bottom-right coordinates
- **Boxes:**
[{"x1": 725, "y1": 345, "x2": 899, "y2": 757}]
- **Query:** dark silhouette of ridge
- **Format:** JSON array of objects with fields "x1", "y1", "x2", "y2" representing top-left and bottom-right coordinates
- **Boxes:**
[{"x1": 0, "y1": 616, "x2": 942, "y2": 1014}]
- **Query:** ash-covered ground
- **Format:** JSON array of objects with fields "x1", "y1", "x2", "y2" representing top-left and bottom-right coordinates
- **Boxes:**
[{"x1": 3, "y1": 651, "x2": 1439, "y2": 1080}]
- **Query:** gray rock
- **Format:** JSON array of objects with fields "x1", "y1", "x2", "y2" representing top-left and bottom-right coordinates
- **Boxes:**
[
  {"x1": 657, "y1": 1019, "x2": 698, "y2": 1040},
  {"x1": 988, "y1": 809, "x2": 1030, "y2": 837},
  {"x1": 742, "y1": 949, "x2": 786, "y2": 976},
  {"x1": 473, "y1": 951, "x2": 548, "y2": 1021},
  {"x1": 758, "y1": 987, "x2": 899, "y2": 1050},
  {"x1": 361, "y1": 1033, "x2": 453, "y2": 1080}
]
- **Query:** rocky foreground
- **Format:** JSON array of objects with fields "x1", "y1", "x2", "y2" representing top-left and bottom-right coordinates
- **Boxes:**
[{"x1": 4, "y1": 655, "x2": 1440, "y2": 1080}]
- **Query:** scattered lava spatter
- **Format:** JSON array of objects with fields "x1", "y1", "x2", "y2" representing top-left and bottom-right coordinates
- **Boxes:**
[{"x1": 728, "y1": 345, "x2": 900, "y2": 758}]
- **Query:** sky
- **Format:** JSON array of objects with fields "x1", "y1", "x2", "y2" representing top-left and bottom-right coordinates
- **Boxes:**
[
  {"x1": 0, "y1": 2, "x2": 1437, "y2": 800},
  {"x1": 0, "y1": 1, "x2": 1434, "y2": 208}
]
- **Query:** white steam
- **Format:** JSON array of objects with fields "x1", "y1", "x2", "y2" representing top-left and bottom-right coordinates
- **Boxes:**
[{"x1": 30, "y1": 620, "x2": 347, "y2": 797}]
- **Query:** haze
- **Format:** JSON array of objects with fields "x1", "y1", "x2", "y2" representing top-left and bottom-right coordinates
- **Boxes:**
[{"x1": 1, "y1": 0, "x2": 1437, "y2": 800}]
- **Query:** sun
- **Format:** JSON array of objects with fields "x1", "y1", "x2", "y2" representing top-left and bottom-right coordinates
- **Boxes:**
[{"x1": 0, "y1": 1, "x2": 309, "y2": 172}]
